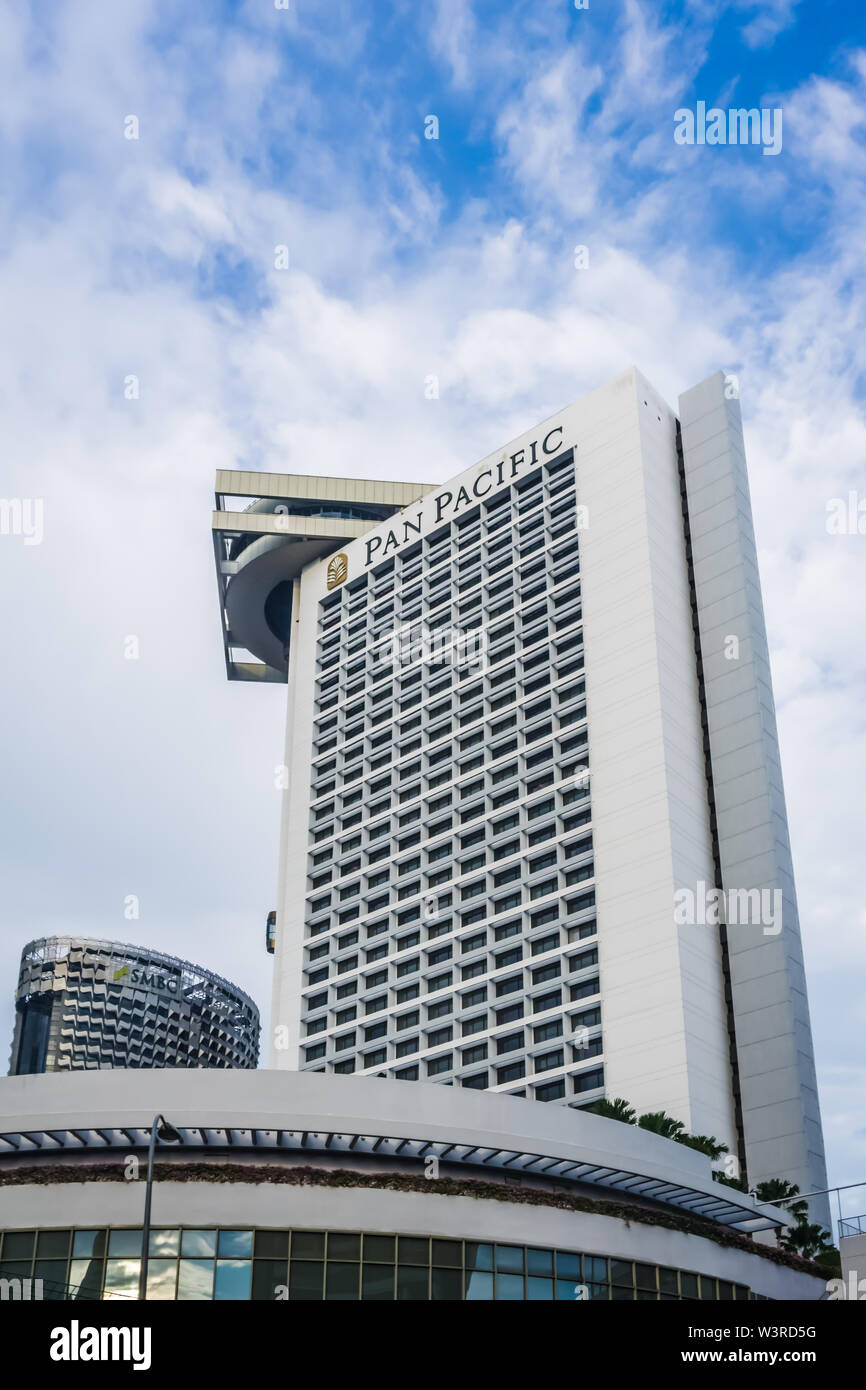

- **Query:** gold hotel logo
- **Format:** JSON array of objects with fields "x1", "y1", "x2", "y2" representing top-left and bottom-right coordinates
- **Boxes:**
[{"x1": 327, "y1": 552, "x2": 348, "y2": 590}]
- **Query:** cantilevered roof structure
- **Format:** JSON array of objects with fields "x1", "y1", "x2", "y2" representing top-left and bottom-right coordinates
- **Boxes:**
[{"x1": 212, "y1": 469, "x2": 433, "y2": 681}]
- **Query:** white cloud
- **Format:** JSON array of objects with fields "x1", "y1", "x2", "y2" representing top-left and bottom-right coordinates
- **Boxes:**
[
  {"x1": 429, "y1": 0, "x2": 477, "y2": 90},
  {"x1": 737, "y1": 0, "x2": 803, "y2": 50}
]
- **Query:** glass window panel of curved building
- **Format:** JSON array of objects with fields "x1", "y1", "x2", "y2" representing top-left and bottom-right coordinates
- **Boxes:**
[
  {"x1": 0, "y1": 1228, "x2": 758, "y2": 1302},
  {"x1": 9, "y1": 937, "x2": 260, "y2": 1073}
]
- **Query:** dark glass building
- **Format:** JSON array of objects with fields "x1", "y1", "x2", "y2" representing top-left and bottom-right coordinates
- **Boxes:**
[{"x1": 8, "y1": 937, "x2": 259, "y2": 1074}]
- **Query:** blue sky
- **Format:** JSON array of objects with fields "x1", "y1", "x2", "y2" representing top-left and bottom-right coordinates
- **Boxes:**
[{"x1": 0, "y1": 0, "x2": 864, "y2": 1217}]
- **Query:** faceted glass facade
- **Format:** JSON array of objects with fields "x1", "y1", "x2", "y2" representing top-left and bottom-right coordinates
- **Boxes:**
[
  {"x1": 9, "y1": 937, "x2": 260, "y2": 1073},
  {"x1": 301, "y1": 449, "x2": 603, "y2": 1106},
  {"x1": 0, "y1": 1227, "x2": 757, "y2": 1301}
]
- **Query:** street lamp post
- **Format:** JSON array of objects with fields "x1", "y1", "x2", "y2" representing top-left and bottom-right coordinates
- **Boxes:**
[{"x1": 138, "y1": 1113, "x2": 182, "y2": 1300}]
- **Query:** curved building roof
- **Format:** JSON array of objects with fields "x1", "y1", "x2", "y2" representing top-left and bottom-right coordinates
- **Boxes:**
[{"x1": 0, "y1": 1068, "x2": 789, "y2": 1236}]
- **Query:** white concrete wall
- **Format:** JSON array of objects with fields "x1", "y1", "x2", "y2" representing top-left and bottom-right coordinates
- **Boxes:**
[
  {"x1": 271, "y1": 575, "x2": 320, "y2": 1068},
  {"x1": 579, "y1": 369, "x2": 736, "y2": 1146},
  {"x1": 840, "y1": 1232, "x2": 866, "y2": 1298},
  {"x1": 0, "y1": 1179, "x2": 824, "y2": 1301},
  {"x1": 679, "y1": 373, "x2": 829, "y2": 1225}
]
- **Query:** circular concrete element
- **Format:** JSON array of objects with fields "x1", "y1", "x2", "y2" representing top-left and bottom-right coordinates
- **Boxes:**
[{"x1": 224, "y1": 533, "x2": 337, "y2": 674}]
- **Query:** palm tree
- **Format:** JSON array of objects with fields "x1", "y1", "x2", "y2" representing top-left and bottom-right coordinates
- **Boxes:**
[
  {"x1": 783, "y1": 1222, "x2": 835, "y2": 1260},
  {"x1": 676, "y1": 1133, "x2": 727, "y2": 1160},
  {"x1": 753, "y1": 1179, "x2": 835, "y2": 1259},
  {"x1": 590, "y1": 1098, "x2": 636, "y2": 1125},
  {"x1": 713, "y1": 1169, "x2": 748, "y2": 1192},
  {"x1": 637, "y1": 1111, "x2": 686, "y2": 1141},
  {"x1": 754, "y1": 1178, "x2": 808, "y2": 1225}
]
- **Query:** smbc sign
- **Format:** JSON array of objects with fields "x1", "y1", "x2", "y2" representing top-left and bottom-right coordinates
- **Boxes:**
[{"x1": 106, "y1": 961, "x2": 248, "y2": 1025}]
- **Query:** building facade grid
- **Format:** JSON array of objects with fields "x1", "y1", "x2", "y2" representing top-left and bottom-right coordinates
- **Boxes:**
[{"x1": 298, "y1": 449, "x2": 604, "y2": 1107}]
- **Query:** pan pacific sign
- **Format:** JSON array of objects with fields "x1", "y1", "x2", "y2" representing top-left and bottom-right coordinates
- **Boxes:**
[{"x1": 363, "y1": 426, "x2": 567, "y2": 569}]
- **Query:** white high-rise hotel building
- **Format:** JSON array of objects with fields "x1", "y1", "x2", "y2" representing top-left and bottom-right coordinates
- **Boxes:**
[{"x1": 212, "y1": 367, "x2": 828, "y2": 1212}]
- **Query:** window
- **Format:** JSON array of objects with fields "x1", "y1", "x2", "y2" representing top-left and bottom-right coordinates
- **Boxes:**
[
  {"x1": 494, "y1": 919, "x2": 520, "y2": 942},
  {"x1": 570, "y1": 978, "x2": 599, "y2": 1002},
  {"x1": 461, "y1": 932, "x2": 486, "y2": 955},
  {"x1": 496, "y1": 1002, "x2": 523, "y2": 1026},
  {"x1": 461, "y1": 880, "x2": 485, "y2": 901},
  {"x1": 534, "y1": 1048, "x2": 563, "y2": 1072},
  {"x1": 531, "y1": 933, "x2": 559, "y2": 957},
  {"x1": 528, "y1": 878, "x2": 556, "y2": 900},
  {"x1": 571, "y1": 1006, "x2": 601, "y2": 1030},
  {"x1": 460, "y1": 854, "x2": 486, "y2": 875},
  {"x1": 570, "y1": 947, "x2": 599, "y2": 972},
  {"x1": 497, "y1": 1061, "x2": 525, "y2": 1084},
  {"x1": 531, "y1": 906, "x2": 559, "y2": 929},
  {"x1": 461, "y1": 960, "x2": 485, "y2": 981},
  {"x1": 493, "y1": 865, "x2": 520, "y2": 888},
  {"x1": 495, "y1": 975, "x2": 522, "y2": 998},
  {"x1": 574, "y1": 1067, "x2": 604, "y2": 1093},
  {"x1": 495, "y1": 947, "x2": 522, "y2": 969},
  {"x1": 535, "y1": 1079, "x2": 566, "y2": 1102},
  {"x1": 494, "y1": 892, "x2": 521, "y2": 913},
  {"x1": 461, "y1": 1014, "x2": 486, "y2": 1037}
]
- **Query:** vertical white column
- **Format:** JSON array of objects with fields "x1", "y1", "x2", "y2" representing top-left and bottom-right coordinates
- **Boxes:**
[
  {"x1": 270, "y1": 575, "x2": 319, "y2": 1069},
  {"x1": 679, "y1": 371, "x2": 829, "y2": 1223},
  {"x1": 579, "y1": 369, "x2": 736, "y2": 1145}
]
